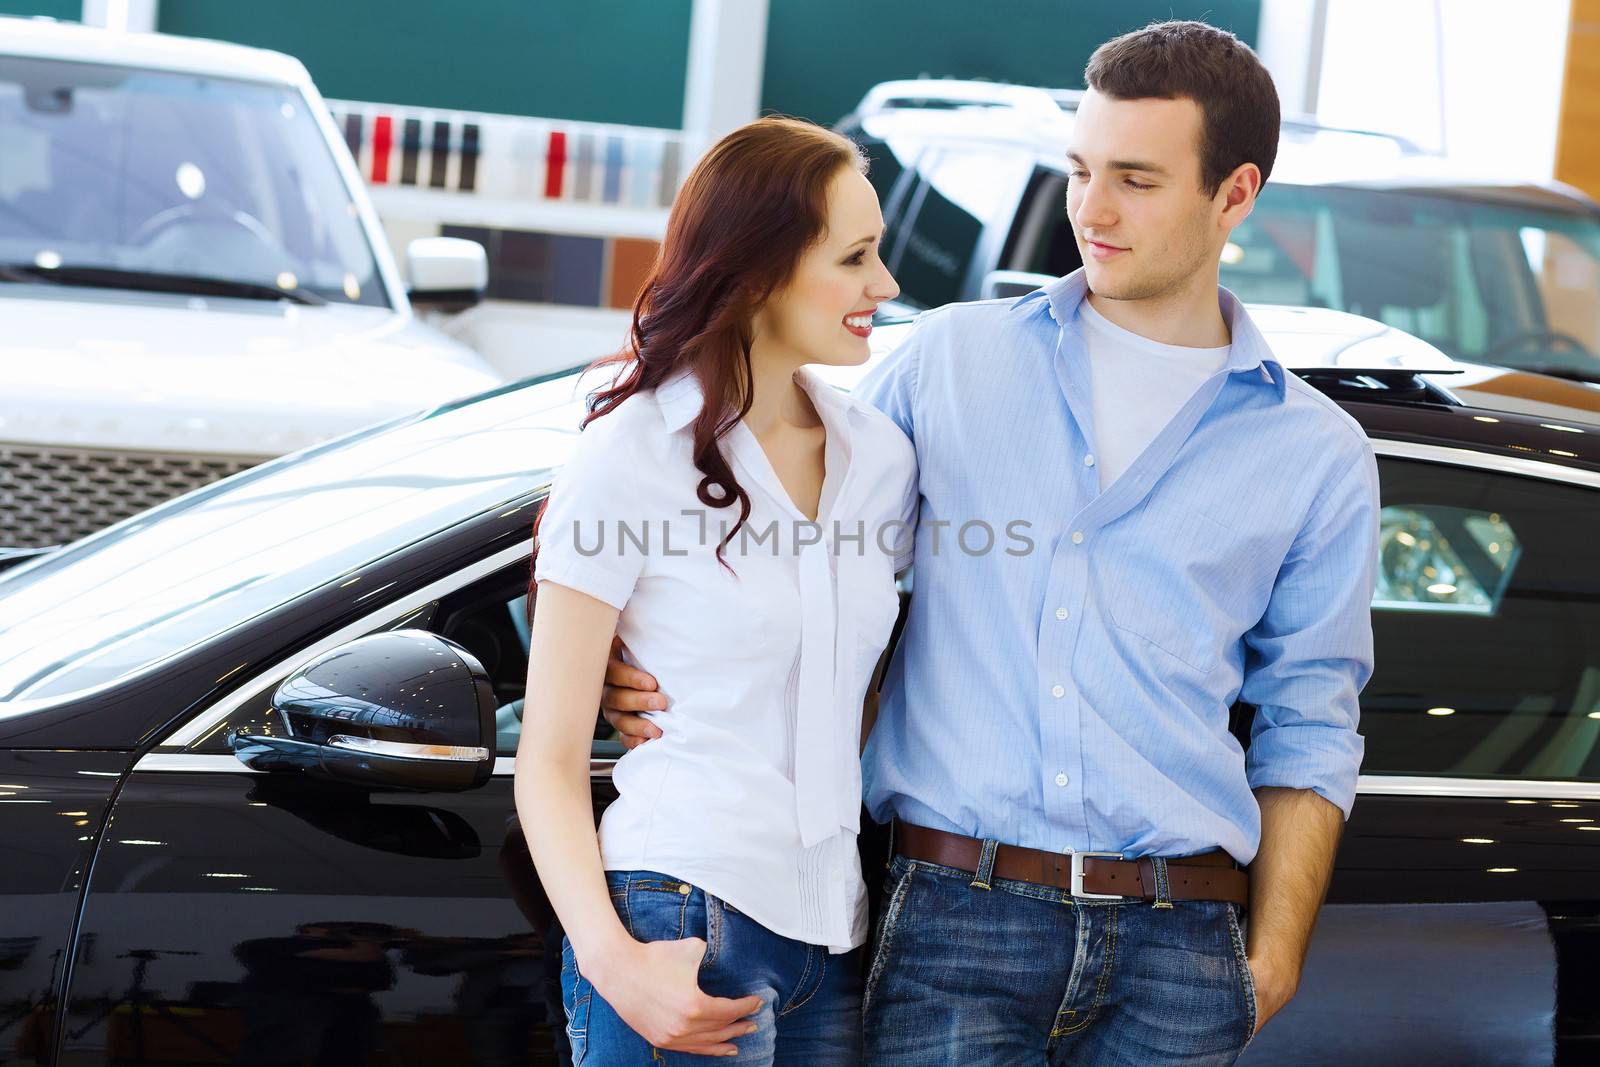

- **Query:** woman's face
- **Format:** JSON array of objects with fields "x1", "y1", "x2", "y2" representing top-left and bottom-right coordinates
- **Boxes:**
[{"x1": 753, "y1": 167, "x2": 899, "y2": 368}]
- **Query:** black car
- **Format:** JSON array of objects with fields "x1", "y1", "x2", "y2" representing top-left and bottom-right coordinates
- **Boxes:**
[
  {"x1": 2, "y1": 311, "x2": 1598, "y2": 1066},
  {"x1": 837, "y1": 79, "x2": 1600, "y2": 391}
]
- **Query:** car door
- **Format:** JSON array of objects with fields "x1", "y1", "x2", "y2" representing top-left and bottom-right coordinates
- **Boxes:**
[
  {"x1": 55, "y1": 546, "x2": 619, "y2": 1066},
  {"x1": 1239, "y1": 445, "x2": 1600, "y2": 1065}
]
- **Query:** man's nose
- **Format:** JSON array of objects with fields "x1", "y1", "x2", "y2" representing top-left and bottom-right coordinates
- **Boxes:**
[{"x1": 1073, "y1": 177, "x2": 1116, "y2": 231}]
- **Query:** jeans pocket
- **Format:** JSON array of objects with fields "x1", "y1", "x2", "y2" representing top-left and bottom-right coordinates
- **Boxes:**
[
  {"x1": 559, "y1": 937, "x2": 592, "y2": 1066},
  {"x1": 862, "y1": 859, "x2": 917, "y2": 1017},
  {"x1": 614, "y1": 871, "x2": 710, "y2": 957},
  {"x1": 1225, "y1": 903, "x2": 1259, "y2": 1049}
]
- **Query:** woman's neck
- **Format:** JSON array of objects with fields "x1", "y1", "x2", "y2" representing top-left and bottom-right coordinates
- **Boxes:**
[{"x1": 742, "y1": 352, "x2": 820, "y2": 437}]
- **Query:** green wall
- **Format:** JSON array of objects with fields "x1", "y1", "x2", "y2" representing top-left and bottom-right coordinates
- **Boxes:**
[
  {"x1": 0, "y1": 0, "x2": 78, "y2": 20},
  {"x1": 156, "y1": 0, "x2": 694, "y2": 129},
  {"x1": 151, "y1": 0, "x2": 1259, "y2": 130},
  {"x1": 762, "y1": 0, "x2": 1261, "y2": 124}
]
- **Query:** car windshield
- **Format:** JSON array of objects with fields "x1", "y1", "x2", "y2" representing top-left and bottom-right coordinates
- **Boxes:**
[
  {"x1": 1222, "y1": 184, "x2": 1600, "y2": 383},
  {"x1": 0, "y1": 373, "x2": 591, "y2": 712},
  {"x1": 0, "y1": 55, "x2": 387, "y2": 307}
]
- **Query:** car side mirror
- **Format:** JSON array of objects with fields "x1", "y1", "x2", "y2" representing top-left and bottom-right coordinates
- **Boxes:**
[
  {"x1": 229, "y1": 630, "x2": 496, "y2": 792},
  {"x1": 407, "y1": 236, "x2": 488, "y2": 310},
  {"x1": 980, "y1": 269, "x2": 1055, "y2": 301}
]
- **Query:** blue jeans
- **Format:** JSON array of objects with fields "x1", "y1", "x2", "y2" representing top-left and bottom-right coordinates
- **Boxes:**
[
  {"x1": 863, "y1": 853, "x2": 1259, "y2": 1066},
  {"x1": 560, "y1": 870, "x2": 863, "y2": 1065}
]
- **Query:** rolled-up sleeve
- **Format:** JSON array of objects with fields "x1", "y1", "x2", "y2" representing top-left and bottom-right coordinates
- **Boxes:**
[
  {"x1": 533, "y1": 423, "x2": 648, "y2": 612},
  {"x1": 1240, "y1": 443, "x2": 1380, "y2": 818}
]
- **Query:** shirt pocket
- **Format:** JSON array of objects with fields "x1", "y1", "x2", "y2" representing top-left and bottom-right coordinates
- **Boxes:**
[{"x1": 1101, "y1": 499, "x2": 1268, "y2": 675}]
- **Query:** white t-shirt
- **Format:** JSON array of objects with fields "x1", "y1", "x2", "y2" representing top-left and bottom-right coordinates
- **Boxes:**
[
  {"x1": 533, "y1": 365, "x2": 917, "y2": 953},
  {"x1": 1077, "y1": 297, "x2": 1233, "y2": 489}
]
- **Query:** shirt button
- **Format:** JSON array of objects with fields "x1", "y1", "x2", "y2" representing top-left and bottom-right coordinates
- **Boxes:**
[
  {"x1": 1051, "y1": 685, "x2": 1065, "y2": 698},
  {"x1": 1055, "y1": 772, "x2": 1070, "y2": 787},
  {"x1": 1083, "y1": 455, "x2": 1096, "y2": 467},
  {"x1": 1071, "y1": 531, "x2": 1085, "y2": 545},
  {"x1": 1055, "y1": 607, "x2": 1069, "y2": 621}
]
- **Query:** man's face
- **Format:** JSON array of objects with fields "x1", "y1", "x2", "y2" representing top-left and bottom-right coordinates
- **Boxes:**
[{"x1": 1066, "y1": 88, "x2": 1226, "y2": 302}]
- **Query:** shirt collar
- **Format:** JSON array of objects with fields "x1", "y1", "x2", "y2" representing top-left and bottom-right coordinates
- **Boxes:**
[
  {"x1": 654, "y1": 364, "x2": 864, "y2": 434},
  {"x1": 1012, "y1": 267, "x2": 1288, "y2": 399},
  {"x1": 654, "y1": 366, "x2": 704, "y2": 432}
]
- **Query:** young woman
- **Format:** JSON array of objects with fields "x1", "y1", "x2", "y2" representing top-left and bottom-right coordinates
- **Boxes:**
[{"x1": 514, "y1": 117, "x2": 915, "y2": 1065}]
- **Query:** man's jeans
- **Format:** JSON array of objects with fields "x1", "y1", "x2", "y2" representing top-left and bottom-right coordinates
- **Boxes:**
[
  {"x1": 560, "y1": 870, "x2": 863, "y2": 1065},
  {"x1": 863, "y1": 853, "x2": 1259, "y2": 1066}
]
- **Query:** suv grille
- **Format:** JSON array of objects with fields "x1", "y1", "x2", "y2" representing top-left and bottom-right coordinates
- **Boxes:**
[{"x1": 0, "y1": 444, "x2": 262, "y2": 549}]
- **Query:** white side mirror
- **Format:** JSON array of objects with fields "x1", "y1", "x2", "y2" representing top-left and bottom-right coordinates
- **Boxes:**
[{"x1": 407, "y1": 237, "x2": 489, "y2": 309}]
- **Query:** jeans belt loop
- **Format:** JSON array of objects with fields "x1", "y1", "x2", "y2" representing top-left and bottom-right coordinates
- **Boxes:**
[
  {"x1": 1152, "y1": 856, "x2": 1174, "y2": 909},
  {"x1": 969, "y1": 838, "x2": 999, "y2": 891}
]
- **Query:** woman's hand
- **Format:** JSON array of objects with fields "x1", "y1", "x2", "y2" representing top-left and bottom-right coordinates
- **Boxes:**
[{"x1": 589, "y1": 935, "x2": 764, "y2": 1056}]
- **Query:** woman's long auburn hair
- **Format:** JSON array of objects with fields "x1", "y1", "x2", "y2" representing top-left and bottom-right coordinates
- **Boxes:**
[{"x1": 530, "y1": 116, "x2": 868, "y2": 593}]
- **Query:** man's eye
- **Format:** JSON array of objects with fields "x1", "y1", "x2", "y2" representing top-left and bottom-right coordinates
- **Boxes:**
[{"x1": 1126, "y1": 179, "x2": 1153, "y2": 190}]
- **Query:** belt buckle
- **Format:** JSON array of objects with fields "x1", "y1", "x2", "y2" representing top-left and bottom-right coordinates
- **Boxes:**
[{"x1": 1066, "y1": 848, "x2": 1126, "y2": 901}]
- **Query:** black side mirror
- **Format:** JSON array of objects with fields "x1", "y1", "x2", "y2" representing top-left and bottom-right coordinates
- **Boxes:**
[{"x1": 229, "y1": 630, "x2": 496, "y2": 792}]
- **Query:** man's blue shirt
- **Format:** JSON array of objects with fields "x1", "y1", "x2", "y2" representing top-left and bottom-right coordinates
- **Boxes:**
[{"x1": 857, "y1": 269, "x2": 1379, "y2": 864}]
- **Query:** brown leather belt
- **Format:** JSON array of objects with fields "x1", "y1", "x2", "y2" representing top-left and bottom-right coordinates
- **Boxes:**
[{"x1": 893, "y1": 820, "x2": 1249, "y2": 907}]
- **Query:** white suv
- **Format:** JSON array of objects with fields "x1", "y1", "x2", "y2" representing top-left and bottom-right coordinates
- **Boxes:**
[{"x1": 0, "y1": 18, "x2": 500, "y2": 552}]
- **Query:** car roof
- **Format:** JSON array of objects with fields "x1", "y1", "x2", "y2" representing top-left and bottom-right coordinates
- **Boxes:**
[
  {"x1": 0, "y1": 16, "x2": 311, "y2": 87},
  {"x1": 844, "y1": 79, "x2": 1598, "y2": 212}
]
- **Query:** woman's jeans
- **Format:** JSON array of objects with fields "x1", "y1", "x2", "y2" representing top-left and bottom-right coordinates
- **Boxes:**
[
  {"x1": 863, "y1": 853, "x2": 1259, "y2": 1066},
  {"x1": 560, "y1": 870, "x2": 863, "y2": 1065}
]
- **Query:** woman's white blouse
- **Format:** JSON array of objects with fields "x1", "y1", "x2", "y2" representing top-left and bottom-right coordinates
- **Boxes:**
[{"x1": 533, "y1": 366, "x2": 917, "y2": 953}]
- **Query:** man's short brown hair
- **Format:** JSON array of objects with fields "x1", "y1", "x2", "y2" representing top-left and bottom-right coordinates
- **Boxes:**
[{"x1": 1084, "y1": 20, "x2": 1280, "y2": 196}]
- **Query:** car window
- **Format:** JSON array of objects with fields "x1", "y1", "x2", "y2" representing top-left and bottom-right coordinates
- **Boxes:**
[
  {"x1": 0, "y1": 56, "x2": 387, "y2": 306},
  {"x1": 857, "y1": 134, "x2": 917, "y2": 233},
  {"x1": 186, "y1": 559, "x2": 621, "y2": 759},
  {"x1": 859, "y1": 140, "x2": 1028, "y2": 311},
  {"x1": 1222, "y1": 184, "x2": 1600, "y2": 382},
  {"x1": 1363, "y1": 457, "x2": 1600, "y2": 781},
  {"x1": 1004, "y1": 169, "x2": 1083, "y2": 280}
]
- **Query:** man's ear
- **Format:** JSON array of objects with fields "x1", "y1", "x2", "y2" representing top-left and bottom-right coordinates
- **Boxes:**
[{"x1": 1218, "y1": 162, "x2": 1262, "y2": 228}]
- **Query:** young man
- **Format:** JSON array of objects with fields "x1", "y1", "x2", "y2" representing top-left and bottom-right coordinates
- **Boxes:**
[{"x1": 602, "y1": 20, "x2": 1378, "y2": 1066}]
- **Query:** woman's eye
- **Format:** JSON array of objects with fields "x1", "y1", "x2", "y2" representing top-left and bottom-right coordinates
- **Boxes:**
[{"x1": 845, "y1": 250, "x2": 865, "y2": 265}]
